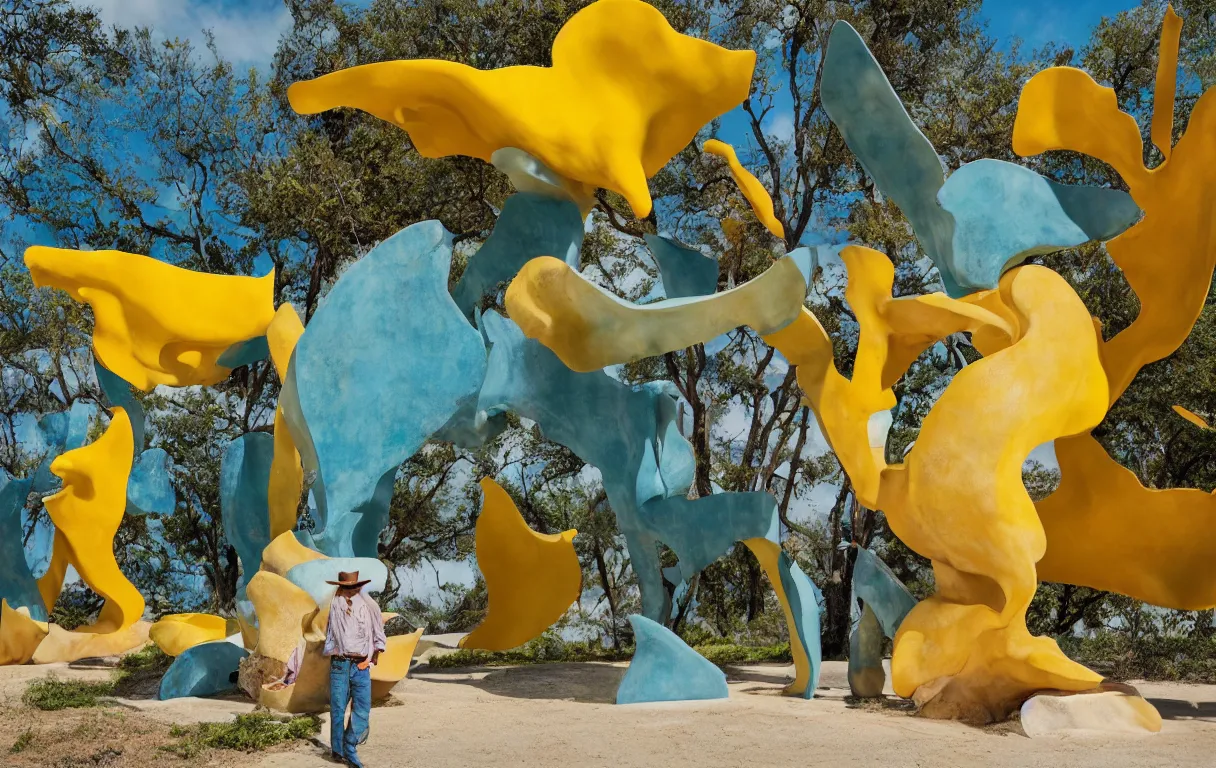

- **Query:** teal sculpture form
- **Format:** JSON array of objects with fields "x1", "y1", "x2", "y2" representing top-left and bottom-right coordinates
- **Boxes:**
[
  {"x1": 159, "y1": 641, "x2": 249, "y2": 700},
  {"x1": 220, "y1": 433, "x2": 275, "y2": 593},
  {"x1": 285, "y1": 556, "x2": 388, "y2": 610},
  {"x1": 282, "y1": 220, "x2": 488, "y2": 557},
  {"x1": 616, "y1": 615, "x2": 728, "y2": 704},
  {"x1": 847, "y1": 547, "x2": 917, "y2": 698},
  {"x1": 646, "y1": 234, "x2": 719, "y2": 299},
  {"x1": 0, "y1": 472, "x2": 40, "y2": 619},
  {"x1": 450, "y1": 192, "x2": 585, "y2": 316},
  {"x1": 820, "y1": 20, "x2": 1140, "y2": 297},
  {"x1": 95, "y1": 360, "x2": 176, "y2": 516}
]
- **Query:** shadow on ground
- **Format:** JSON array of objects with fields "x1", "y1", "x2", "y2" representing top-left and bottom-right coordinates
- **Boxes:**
[
  {"x1": 1149, "y1": 698, "x2": 1216, "y2": 722},
  {"x1": 416, "y1": 662, "x2": 626, "y2": 704}
]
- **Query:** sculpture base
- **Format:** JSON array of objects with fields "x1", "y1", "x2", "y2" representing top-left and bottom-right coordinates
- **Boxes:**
[{"x1": 1020, "y1": 683, "x2": 1163, "y2": 737}]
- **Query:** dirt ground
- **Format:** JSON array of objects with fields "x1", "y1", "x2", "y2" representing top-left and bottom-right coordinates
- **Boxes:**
[{"x1": 3, "y1": 659, "x2": 1215, "y2": 767}]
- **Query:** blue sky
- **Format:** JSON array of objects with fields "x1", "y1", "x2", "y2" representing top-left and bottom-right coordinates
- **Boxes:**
[{"x1": 980, "y1": 0, "x2": 1140, "y2": 50}]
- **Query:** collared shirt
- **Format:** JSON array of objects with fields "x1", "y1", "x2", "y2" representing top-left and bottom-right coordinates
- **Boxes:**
[{"x1": 323, "y1": 589, "x2": 387, "y2": 661}]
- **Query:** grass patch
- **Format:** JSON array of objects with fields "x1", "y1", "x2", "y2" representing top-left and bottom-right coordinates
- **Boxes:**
[
  {"x1": 22, "y1": 677, "x2": 116, "y2": 710},
  {"x1": 162, "y1": 713, "x2": 321, "y2": 759},
  {"x1": 9, "y1": 729, "x2": 35, "y2": 753},
  {"x1": 113, "y1": 644, "x2": 174, "y2": 696},
  {"x1": 696, "y1": 642, "x2": 791, "y2": 665}
]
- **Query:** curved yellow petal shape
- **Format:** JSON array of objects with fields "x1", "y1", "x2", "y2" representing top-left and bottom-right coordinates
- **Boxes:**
[
  {"x1": 30, "y1": 621, "x2": 150, "y2": 664},
  {"x1": 1151, "y1": 6, "x2": 1183, "y2": 161},
  {"x1": 703, "y1": 139, "x2": 784, "y2": 238},
  {"x1": 1172, "y1": 404, "x2": 1211, "y2": 430},
  {"x1": 742, "y1": 539, "x2": 814, "y2": 697},
  {"x1": 762, "y1": 246, "x2": 1011, "y2": 507},
  {"x1": 149, "y1": 613, "x2": 229, "y2": 657},
  {"x1": 371, "y1": 627, "x2": 425, "y2": 701},
  {"x1": 460, "y1": 478, "x2": 580, "y2": 651},
  {"x1": 247, "y1": 570, "x2": 320, "y2": 663},
  {"x1": 879, "y1": 265, "x2": 1109, "y2": 722},
  {"x1": 1037, "y1": 433, "x2": 1216, "y2": 610},
  {"x1": 23, "y1": 246, "x2": 275, "y2": 390},
  {"x1": 507, "y1": 254, "x2": 809, "y2": 373},
  {"x1": 0, "y1": 600, "x2": 49, "y2": 665},
  {"x1": 1013, "y1": 31, "x2": 1216, "y2": 405},
  {"x1": 42, "y1": 408, "x2": 144, "y2": 634},
  {"x1": 257, "y1": 637, "x2": 329, "y2": 713},
  {"x1": 286, "y1": 0, "x2": 755, "y2": 218},
  {"x1": 267, "y1": 303, "x2": 307, "y2": 539},
  {"x1": 260, "y1": 531, "x2": 326, "y2": 578}
]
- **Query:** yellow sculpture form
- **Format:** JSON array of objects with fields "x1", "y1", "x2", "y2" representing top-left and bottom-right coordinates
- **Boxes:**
[
  {"x1": 43, "y1": 409, "x2": 144, "y2": 634},
  {"x1": 505, "y1": 253, "x2": 810, "y2": 373},
  {"x1": 0, "y1": 601, "x2": 49, "y2": 665},
  {"x1": 1016, "y1": 5, "x2": 1216, "y2": 618},
  {"x1": 267, "y1": 303, "x2": 306, "y2": 538},
  {"x1": 1172, "y1": 405, "x2": 1211, "y2": 430},
  {"x1": 150, "y1": 613, "x2": 230, "y2": 657},
  {"x1": 702, "y1": 140, "x2": 785, "y2": 239},
  {"x1": 460, "y1": 478, "x2": 580, "y2": 651},
  {"x1": 285, "y1": 0, "x2": 754, "y2": 218},
  {"x1": 244, "y1": 534, "x2": 423, "y2": 713},
  {"x1": 23, "y1": 246, "x2": 275, "y2": 390}
]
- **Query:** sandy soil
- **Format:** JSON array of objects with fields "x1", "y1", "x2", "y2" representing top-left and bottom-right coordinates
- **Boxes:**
[{"x1": 2, "y1": 659, "x2": 1214, "y2": 767}]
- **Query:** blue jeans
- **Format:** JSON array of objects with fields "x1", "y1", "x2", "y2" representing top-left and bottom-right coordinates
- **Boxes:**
[{"x1": 329, "y1": 657, "x2": 371, "y2": 766}]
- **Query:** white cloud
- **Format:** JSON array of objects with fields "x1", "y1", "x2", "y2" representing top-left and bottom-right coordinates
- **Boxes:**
[
  {"x1": 79, "y1": 0, "x2": 292, "y2": 68},
  {"x1": 766, "y1": 111, "x2": 795, "y2": 143}
]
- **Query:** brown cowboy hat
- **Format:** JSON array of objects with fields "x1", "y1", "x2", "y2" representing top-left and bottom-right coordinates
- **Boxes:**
[{"x1": 325, "y1": 570, "x2": 371, "y2": 588}]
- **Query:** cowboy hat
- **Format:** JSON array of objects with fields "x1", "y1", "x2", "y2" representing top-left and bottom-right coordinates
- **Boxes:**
[{"x1": 325, "y1": 570, "x2": 371, "y2": 588}]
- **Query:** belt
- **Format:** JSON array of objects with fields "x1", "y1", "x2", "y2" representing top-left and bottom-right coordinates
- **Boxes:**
[{"x1": 333, "y1": 654, "x2": 366, "y2": 662}]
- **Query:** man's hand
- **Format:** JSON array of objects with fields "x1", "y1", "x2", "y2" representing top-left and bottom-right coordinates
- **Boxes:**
[{"x1": 356, "y1": 658, "x2": 371, "y2": 671}]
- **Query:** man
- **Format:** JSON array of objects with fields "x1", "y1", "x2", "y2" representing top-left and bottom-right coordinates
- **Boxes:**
[{"x1": 324, "y1": 570, "x2": 386, "y2": 768}]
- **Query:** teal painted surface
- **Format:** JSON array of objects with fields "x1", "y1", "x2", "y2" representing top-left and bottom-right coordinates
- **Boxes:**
[
  {"x1": 822, "y1": 21, "x2": 1141, "y2": 297},
  {"x1": 938, "y1": 159, "x2": 1140, "y2": 289},
  {"x1": 220, "y1": 433, "x2": 274, "y2": 593},
  {"x1": 821, "y1": 20, "x2": 959, "y2": 295},
  {"x1": 450, "y1": 192, "x2": 584, "y2": 316},
  {"x1": 852, "y1": 547, "x2": 916, "y2": 638},
  {"x1": 159, "y1": 641, "x2": 249, "y2": 700},
  {"x1": 95, "y1": 359, "x2": 144, "y2": 452},
  {"x1": 847, "y1": 602, "x2": 885, "y2": 698},
  {"x1": 95, "y1": 359, "x2": 176, "y2": 516},
  {"x1": 217, "y1": 335, "x2": 271, "y2": 369},
  {"x1": 0, "y1": 471, "x2": 42, "y2": 619},
  {"x1": 477, "y1": 308, "x2": 823, "y2": 687},
  {"x1": 778, "y1": 549, "x2": 822, "y2": 697},
  {"x1": 286, "y1": 557, "x2": 388, "y2": 611},
  {"x1": 646, "y1": 235, "x2": 718, "y2": 299},
  {"x1": 616, "y1": 615, "x2": 727, "y2": 704},
  {"x1": 282, "y1": 220, "x2": 487, "y2": 558},
  {"x1": 127, "y1": 448, "x2": 176, "y2": 516}
]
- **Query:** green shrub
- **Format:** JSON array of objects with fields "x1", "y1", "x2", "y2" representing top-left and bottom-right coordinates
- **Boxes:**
[
  {"x1": 427, "y1": 633, "x2": 792, "y2": 669},
  {"x1": 9, "y1": 729, "x2": 35, "y2": 754},
  {"x1": 22, "y1": 678, "x2": 115, "y2": 710},
  {"x1": 113, "y1": 644, "x2": 174, "y2": 695},
  {"x1": 163, "y1": 713, "x2": 321, "y2": 758},
  {"x1": 1060, "y1": 632, "x2": 1216, "y2": 683},
  {"x1": 696, "y1": 642, "x2": 791, "y2": 665}
]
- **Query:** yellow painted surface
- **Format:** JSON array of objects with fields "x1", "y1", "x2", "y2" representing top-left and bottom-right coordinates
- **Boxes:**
[
  {"x1": 42, "y1": 408, "x2": 144, "y2": 634},
  {"x1": 286, "y1": 0, "x2": 754, "y2": 218},
  {"x1": 266, "y1": 304, "x2": 306, "y2": 539},
  {"x1": 1015, "y1": 9, "x2": 1216, "y2": 618},
  {"x1": 1172, "y1": 404, "x2": 1211, "y2": 429},
  {"x1": 258, "y1": 637, "x2": 329, "y2": 713},
  {"x1": 23, "y1": 247, "x2": 275, "y2": 391},
  {"x1": 247, "y1": 570, "x2": 320, "y2": 663},
  {"x1": 149, "y1": 613, "x2": 229, "y2": 657},
  {"x1": 371, "y1": 627, "x2": 424, "y2": 701},
  {"x1": 0, "y1": 601, "x2": 49, "y2": 665},
  {"x1": 461, "y1": 479, "x2": 580, "y2": 651},
  {"x1": 742, "y1": 539, "x2": 812, "y2": 697},
  {"x1": 1036, "y1": 433, "x2": 1216, "y2": 609},
  {"x1": 703, "y1": 140, "x2": 784, "y2": 238},
  {"x1": 1151, "y1": 7, "x2": 1183, "y2": 161},
  {"x1": 506, "y1": 254, "x2": 809, "y2": 373},
  {"x1": 879, "y1": 266, "x2": 1109, "y2": 720},
  {"x1": 762, "y1": 246, "x2": 1010, "y2": 508},
  {"x1": 31, "y1": 621, "x2": 150, "y2": 665},
  {"x1": 260, "y1": 531, "x2": 326, "y2": 578}
]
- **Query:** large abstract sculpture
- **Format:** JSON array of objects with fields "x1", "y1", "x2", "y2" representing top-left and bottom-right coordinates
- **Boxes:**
[{"x1": 6, "y1": 0, "x2": 1213, "y2": 736}]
